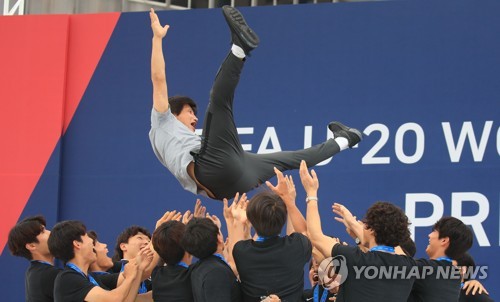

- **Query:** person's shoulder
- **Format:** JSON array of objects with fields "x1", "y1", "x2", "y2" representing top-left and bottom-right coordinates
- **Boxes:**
[
  {"x1": 233, "y1": 238, "x2": 253, "y2": 252},
  {"x1": 287, "y1": 232, "x2": 308, "y2": 241},
  {"x1": 332, "y1": 243, "x2": 360, "y2": 256},
  {"x1": 28, "y1": 262, "x2": 61, "y2": 275},
  {"x1": 415, "y1": 257, "x2": 449, "y2": 267},
  {"x1": 150, "y1": 108, "x2": 175, "y2": 128},
  {"x1": 193, "y1": 257, "x2": 232, "y2": 278}
]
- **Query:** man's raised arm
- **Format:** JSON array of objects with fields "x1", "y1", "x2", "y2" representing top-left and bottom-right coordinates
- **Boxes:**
[{"x1": 150, "y1": 8, "x2": 169, "y2": 113}]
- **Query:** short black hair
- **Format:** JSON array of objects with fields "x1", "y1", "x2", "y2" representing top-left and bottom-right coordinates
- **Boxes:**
[
  {"x1": 246, "y1": 191, "x2": 287, "y2": 237},
  {"x1": 8, "y1": 215, "x2": 46, "y2": 260},
  {"x1": 363, "y1": 202, "x2": 411, "y2": 247},
  {"x1": 181, "y1": 218, "x2": 219, "y2": 260},
  {"x1": 433, "y1": 217, "x2": 473, "y2": 259},
  {"x1": 112, "y1": 226, "x2": 151, "y2": 262},
  {"x1": 87, "y1": 230, "x2": 98, "y2": 246},
  {"x1": 169, "y1": 95, "x2": 197, "y2": 116},
  {"x1": 48, "y1": 220, "x2": 87, "y2": 263},
  {"x1": 152, "y1": 221, "x2": 186, "y2": 265}
]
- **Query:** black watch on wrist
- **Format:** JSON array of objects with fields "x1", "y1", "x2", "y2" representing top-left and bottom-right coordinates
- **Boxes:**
[{"x1": 355, "y1": 237, "x2": 361, "y2": 245}]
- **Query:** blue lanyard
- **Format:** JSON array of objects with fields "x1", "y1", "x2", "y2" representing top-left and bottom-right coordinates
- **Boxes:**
[
  {"x1": 213, "y1": 253, "x2": 229, "y2": 265},
  {"x1": 461, "y1": 282, "x2": 464, "y2": 289},
  {"x1": 436, "y1": 256, "x2": 453, "y2": 263},
  {"x1": 177, "y1": 261, "x2": 189, "y2": 269},
  {"x1": 67, "y1": 263, "x2": 99, "y2": 287},
  {"x1": 370, "y1": 246, "x2": 395, "y2": 253},
  {"x1": 31, "y1": 260, "x2": 53, "y2": 266},
  {"x1": 314, "y1": 285, "x2": 328, "y2": 302},
  {"x1": 120, "y1": 262, "x2": 148, "y2": 294},
  {"x1": 255, "y1": 235, "x2": 278, "y2": 242}
]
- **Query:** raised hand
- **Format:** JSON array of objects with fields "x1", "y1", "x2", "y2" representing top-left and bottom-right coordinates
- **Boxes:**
[
  {"x1": 299, "y1": 160, "x2": 319, "y2": 197},
  {"x1": 122, "y1": 258, "x2": 138, "y2": 280},
  {"x1": 193, "y1": 199, "x2": 206, "y2": 218},
  {"x1": 266, "y1": 168, "x2": 296, "y2": 205},
  {"x1": 231, "y1": 193, "x2": 249, "y2": 224},
  {"x1": 332, "y1": 203, "x2": 363, "y2": 241},
  {"x1": 155, "y1": 210, "x2": 182, "y2": 229},
  {"x1": 206, "y1": 213, "x2": 222, "y2": 230},
  {"x1": 136, "y1": 244, "x2": 154, "y2": 272},
  {"x1": 150, "y1": 8, "x2": 169, "y2": 39},
  {"x1": 182, "y1": 210, "x2": 194, "y2": 225},
  {"x1": 332, "y1": 203, "x2": 357, "y2": 229}
]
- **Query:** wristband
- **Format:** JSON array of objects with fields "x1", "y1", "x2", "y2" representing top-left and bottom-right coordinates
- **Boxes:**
[{"x1": 305, "y1": 196, "x2": 318, "y2": 203}]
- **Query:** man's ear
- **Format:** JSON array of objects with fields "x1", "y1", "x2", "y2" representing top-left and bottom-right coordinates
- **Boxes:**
[
  {"x1": 25, "y1": 242, "x2": 36, "y2": 252},
  {"x1": 73, "y1": 240, "x2": 82, "y2": 250},
  {"x1": 217, "y1": 232, "x2": 224, "y2": 245},
  {"x1": 120, "y1": 242, "x2": 127, "y2": 253},
  {"x1": 440, "y1": 236, "x2": 450, "y2": 247}
]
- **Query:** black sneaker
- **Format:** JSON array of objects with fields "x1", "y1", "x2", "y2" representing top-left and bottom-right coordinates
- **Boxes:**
[
  {"x1": 222, "y1": 5, "x2": 260, "y2": 55},
  {"x1": 328, "y1": 121, "x2": 363, "y2": 148}
]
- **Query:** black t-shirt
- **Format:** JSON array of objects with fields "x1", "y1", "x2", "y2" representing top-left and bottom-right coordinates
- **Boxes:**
[
  {"x1": 25, "y1": 261, "x2": 61, "y2": 302},
  {"x1": 332, "y1": 244, "x2": 416, "y2": 302},
  {"x1": 190, "y1": 255, "x2": 241, "y2": 302},
  {"x1": 233, "y1": 233, "x2": 312, "y2": 302},
  {"x1": 152, "y1": 264, "x2": 194, "y2": 302},
  {"x1": 459, "y1": 288, "x2": 494, "y2": 302},
  {"x1": 89, "y1": 271, "x2": 120, "y2": 290},
  {"x1": 54, "y1": 266, "x2": 110, "y2": 302},
  {"x1": 408, "y1": 258, "x2": 461, "y2": 302}
]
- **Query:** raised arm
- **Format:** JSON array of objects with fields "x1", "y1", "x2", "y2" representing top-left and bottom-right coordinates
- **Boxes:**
[
  {"x1": 299, "y1": 161, "x2": 339, "y2": 259},
  {"x1": 266, "y1": 168, "x2": 307, "y2": 235},
  {"x1": 84, "y1": 259, "x2": 140, "y2": 302},
  {"x1": 150, "y1": 8, "x2": 170, "y2": 113}
]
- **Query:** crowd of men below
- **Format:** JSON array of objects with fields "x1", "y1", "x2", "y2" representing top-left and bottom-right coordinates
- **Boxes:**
[{"x1": 8, "y1": 162, "x2": 494, "y2": 302}]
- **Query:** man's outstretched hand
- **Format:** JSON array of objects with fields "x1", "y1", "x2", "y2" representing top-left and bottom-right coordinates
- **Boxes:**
[{"x1": 150, "y1": 8, "x2": 169, "y2": 39}]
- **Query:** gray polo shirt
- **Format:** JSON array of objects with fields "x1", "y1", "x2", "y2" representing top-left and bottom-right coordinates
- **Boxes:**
[{"x1": 149, "y1": 108, "x2": 203, "y2": 195}]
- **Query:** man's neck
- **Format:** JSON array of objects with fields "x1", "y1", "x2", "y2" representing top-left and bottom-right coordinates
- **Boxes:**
[
  {"x1": 68, "y1": 257, "x2": 90, "y2": 275},
  {"x1": 429, "y1": 251, "x2": 448, "y2": 260},
  {"x1": 90, "y1": 263, "x2": 110, "y2": 272},
  {"x1": 181, "y1": 253, "x2": 192, "y2": 265},
  {"x1": 31, "y1": 254, "x2": 54, "y2": 264}
]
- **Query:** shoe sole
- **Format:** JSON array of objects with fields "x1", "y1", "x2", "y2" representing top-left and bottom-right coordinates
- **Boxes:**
[
  {"x1": 328, "y1": 121, "x2": 363, "y2": 140},
  {"x1": 222, "y1": 6, "x2": 260, "y2": 49}
]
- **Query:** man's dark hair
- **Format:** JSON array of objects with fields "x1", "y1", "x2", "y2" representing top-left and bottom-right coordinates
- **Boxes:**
[
  {"x1": 455, "y1": 252, "x2": 475, "y2": 282},
  {"x1": 48, "y1": 220, "x2": 87, "y2": 263},
  {"x1": 400, "y1": 237, "x2": 417, "y2": 257},
  {"x1": 246, "y1": 191, "x2": 287, "y2": 237},
  {"x1": 8, "y1": 215, "x2": 47, "y2": 260},
  {"x1": 152, "y1": 221, "x2": 186, "y2": 265},
  {"x1": 87, "y1": 230, "x2": 98, "y2": 246},
  {"x1": 112, "y1": 226, "x2": 151, "y2": 262},
  {"x1": 181, "y1": 218, "x2": 219, "y2": 260},
  {"x1": 363, "y1": 202, "x2": 411, "y2": 247},
  {"x1": 433, "y1": 217, "x2": 473, "y2": 260},
  {"x1": 169, "y1": 95, "x2": 197, "y2": 116}
]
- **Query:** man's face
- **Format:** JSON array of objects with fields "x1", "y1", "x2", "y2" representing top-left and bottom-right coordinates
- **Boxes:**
[
  {"x1": 426, "y1": 229, "x2": 440, "y2": 258},
  {"x1": 33, "y1": 226, "x2": 51, "y2": 257},
  {"x1": 80, "y1": 234, "x2": 97, "y2": 263},
  {"x1": 121, "y1": 232, "x2": 150, "y2": 260},
  {"x1": 175, "y1": 104, "x2": 198, "y2": 132},
  {"x1": 93, "y1": 240, "x2": 113, "y2": 270}
]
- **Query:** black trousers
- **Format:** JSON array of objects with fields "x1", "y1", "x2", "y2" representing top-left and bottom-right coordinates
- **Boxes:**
[{"x1": 194, "y1": 53, "x2": 340, "y2": 200}]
